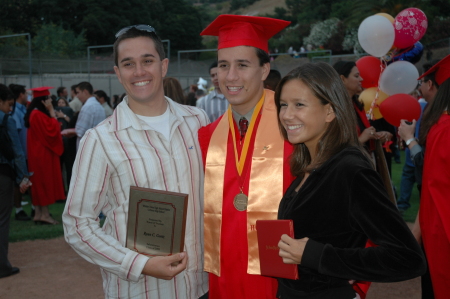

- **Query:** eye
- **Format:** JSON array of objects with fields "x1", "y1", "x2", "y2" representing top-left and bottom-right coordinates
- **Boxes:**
[
  {"x1": 279, "y1": 102, "x2": 287, "y2": 107},
  {"x1": 238, "y1": 63, "x2": 248, "y2": 68},
  {"x1": 218, "y1": 63, "x2": 228, "y2": 68},
  {"x1": 143, "y1": 59, "x2": 154, "y2": 64}
]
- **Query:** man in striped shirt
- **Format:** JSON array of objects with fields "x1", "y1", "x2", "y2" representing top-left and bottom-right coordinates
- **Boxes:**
[
  {"x1": 196, "y1": 62, "x2": 227, "y2": 122},
  {"x1": 63, "y1": 25, "x2": 209, "y2": 299}
]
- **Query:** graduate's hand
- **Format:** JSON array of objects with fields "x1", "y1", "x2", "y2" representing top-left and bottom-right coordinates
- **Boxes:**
[
  {"x1": 141, "y1": 252, "x2": 187, "y2": 280},
  {"x1": 278, "y1": 234, "x2": 309, "y2": 264}
]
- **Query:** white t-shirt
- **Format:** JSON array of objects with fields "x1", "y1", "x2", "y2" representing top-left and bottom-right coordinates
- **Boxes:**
[{"x1": 136, "y1": 106, "x2": 171, "y2": 140}]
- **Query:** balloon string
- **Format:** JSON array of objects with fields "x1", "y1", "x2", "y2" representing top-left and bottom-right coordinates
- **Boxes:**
[
  {"x1": 367, "y1": 57, "x2": 387, "y2": 120},
  {"x1": 392, "y1": 45, "x2": 414, "y2": 59}
]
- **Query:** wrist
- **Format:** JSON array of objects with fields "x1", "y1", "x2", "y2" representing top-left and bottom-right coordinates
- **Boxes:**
[{"x1": 405, "y1": 137, "x2": 417, "y2": 146}]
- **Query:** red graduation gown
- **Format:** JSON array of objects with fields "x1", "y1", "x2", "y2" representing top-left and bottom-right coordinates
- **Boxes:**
[
  {"x1": 27, "y1": 110, "x2": 65, "y2": 206},
  {"x1": 420, "y1": 114, "x2": 450, "y2": 299},
  {"x1": 199, "y1": 112, "x2": 294, "y2": 299}
]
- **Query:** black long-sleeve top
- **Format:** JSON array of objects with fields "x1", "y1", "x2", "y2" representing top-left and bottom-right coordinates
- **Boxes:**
[{"x1": 277, "y1": 146, "x2": 426, "y2": 298}]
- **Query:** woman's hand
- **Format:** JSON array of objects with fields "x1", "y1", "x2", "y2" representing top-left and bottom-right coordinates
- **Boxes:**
[
  {"x1": 359, "y1": 126, "x2": 377, "y2": 143},
  {"x1": 374, "y1": 131, "x2": 393, "y2": 143},
  {"x1": 42, "y1": 98, "x2": 56, "y2": 118},
  {"x1": 278, "y1": 234, "x2": 309, "y2": 264},
  {"x1": 55, "y1": 110, "x2": 65, "y2": 119}
]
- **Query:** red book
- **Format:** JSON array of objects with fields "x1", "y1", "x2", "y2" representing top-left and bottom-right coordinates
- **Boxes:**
[{"x1": 256, "y1": 219, "x2": 299, "y2": 280}]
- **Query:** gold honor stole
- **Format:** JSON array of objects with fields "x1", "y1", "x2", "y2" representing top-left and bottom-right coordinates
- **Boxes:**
[{"x1": 204, "y1": 89, "x2": 285, "y2": 276}]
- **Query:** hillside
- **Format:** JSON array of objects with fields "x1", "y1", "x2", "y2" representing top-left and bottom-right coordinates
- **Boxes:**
[{"x1": 234, "y1": 0, "x2": 287, "y2": 16}]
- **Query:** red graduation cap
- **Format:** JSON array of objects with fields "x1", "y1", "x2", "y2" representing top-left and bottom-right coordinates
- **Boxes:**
[
  {"x1": 200, "y1": 15, "x2": 290, "y2": 53},
  {"x1": 418, "y1": 54, "x2": 450, "y2": 86},
  {"x1": 29, "y1": 86, "x2": 54, "y2": 98}
]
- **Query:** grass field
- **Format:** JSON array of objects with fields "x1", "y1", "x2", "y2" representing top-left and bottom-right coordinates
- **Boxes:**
[{"x1": 9, "y1": 150, "x2": 419, "y2": 242}]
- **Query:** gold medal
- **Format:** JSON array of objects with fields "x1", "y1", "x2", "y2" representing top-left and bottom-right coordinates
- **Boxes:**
[{"x1": 234, "y1": 193, "x2": 248, "y2": 211}]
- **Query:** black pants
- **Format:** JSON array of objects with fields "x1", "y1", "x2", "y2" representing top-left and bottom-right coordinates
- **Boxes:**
[{"x1": 0, "y1": 164, "x2": 14, "y2": 277}]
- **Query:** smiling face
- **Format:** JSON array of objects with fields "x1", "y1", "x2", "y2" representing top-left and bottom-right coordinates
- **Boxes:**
[
  {"x1": 279, "y1": 79, "x2": 335, "y2": 154},
  {"x1": 217, "y1": 46, "x2": 269, "y2": 115},
  {"x1": 114, "y1": 36, "x2": 168, "y2": 109},
  {"x1": 341, "y1": 66, "x2": 363, "y2": 97}
]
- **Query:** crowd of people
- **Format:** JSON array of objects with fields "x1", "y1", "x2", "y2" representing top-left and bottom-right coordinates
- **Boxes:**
[{"x1": 0, "y1": 13, "x2": 448, "y2": 299}]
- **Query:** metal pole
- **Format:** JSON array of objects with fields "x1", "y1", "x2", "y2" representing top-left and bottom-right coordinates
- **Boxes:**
[
  {"x1": 87, "y1": 45, "x2": 114, "y2": 82},
  {"x1": 162, "y1": 39, "x2": 170, "y2": 59}
]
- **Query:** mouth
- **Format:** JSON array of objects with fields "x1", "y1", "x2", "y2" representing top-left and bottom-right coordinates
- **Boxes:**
[
  {"x1": 226, "y1": 86, "x2": 244, "y2": 93},
  {"x1": 133, "y1": 81, "x2": 150, "y2": 87},
  {"x1": 286, "y1": 124, "x2": 303, "y2": 130}
]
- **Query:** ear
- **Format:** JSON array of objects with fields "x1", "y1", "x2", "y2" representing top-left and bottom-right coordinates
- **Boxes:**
[
  {"x1": 325, "y1": 104, "x2": 336, "y2": 123},
  {"x1": 114, "y1": 66, "x2": 122, "y2": 84},
  {"x1": 161, "y1": 58, "x2": 169, "y2": 78},
  {"x1": 261, "y1": 62, "x2": 270, "y2": 81},
  {"x1": 339, "y1": 74, "x2": 346, "y2": 82}
]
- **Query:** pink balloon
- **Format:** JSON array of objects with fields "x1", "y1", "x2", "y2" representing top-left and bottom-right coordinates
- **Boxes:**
[
  {"x1": 379, "y1": 94, "x2": 421, "y2": 127},
  {"x1": 394, "y1": 8, "x2": 428, "y2": 49}
]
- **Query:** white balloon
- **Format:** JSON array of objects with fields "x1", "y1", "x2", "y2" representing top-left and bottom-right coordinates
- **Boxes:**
[
  {"x1": 358, "y1": 15, "x2": 395, "y2": 57},
  {"x1": 379, "y1": 61, "x2": 419, "y2": 95}
]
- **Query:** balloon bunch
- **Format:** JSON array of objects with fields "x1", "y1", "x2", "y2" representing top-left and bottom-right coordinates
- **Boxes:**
[{"x1": 356, "y1": 8, "x2": 426, "y2": 127}]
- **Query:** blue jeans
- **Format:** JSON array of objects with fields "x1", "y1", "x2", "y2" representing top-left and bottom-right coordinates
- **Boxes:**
[{"x1": 397, "y1": 163, "x2": 416, "y2": 211}]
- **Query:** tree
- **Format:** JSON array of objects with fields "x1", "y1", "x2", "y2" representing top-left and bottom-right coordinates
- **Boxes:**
[{"x1": 32, "y1": 24, "x2": 86, "y2": 58}]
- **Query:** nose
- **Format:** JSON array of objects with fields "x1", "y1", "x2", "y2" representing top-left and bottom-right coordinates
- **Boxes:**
[
  {"x1": 225, "y1": 65, "x2": 239, "y2": 82},
  {"x1": 280, "y1": 105, "x2": 294, "y2": 121},
  {"x1": 134, "y1": 63, "x2": 145, "y2": 76}
]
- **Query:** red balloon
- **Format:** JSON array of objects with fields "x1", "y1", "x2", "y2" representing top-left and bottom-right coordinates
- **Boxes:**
[
  {"x1": 379, "y1": 94, "x2": 421, "y2": 127},
  {"x1": 394, "y1": 8, "x2": 428, "y2": 49},
  {"x1": 356, "y1": 56, "x2": 383, "y2": 88}
]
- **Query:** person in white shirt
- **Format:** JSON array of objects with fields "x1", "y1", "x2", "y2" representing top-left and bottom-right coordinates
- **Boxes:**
[
  {"x1": 62, "y1": 25, "x2": 209, "y2": 299},
  {"x1": 196, "y1": 62, "x2": 227, "y2": 122},
  {"x1": 74, "y1": 81, "x2": 106, "y2": 149}
]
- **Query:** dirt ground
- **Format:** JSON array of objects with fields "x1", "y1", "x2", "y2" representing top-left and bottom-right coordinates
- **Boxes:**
[{"x1": 0, "y1": 237, "x2": 420, "y2": 299}]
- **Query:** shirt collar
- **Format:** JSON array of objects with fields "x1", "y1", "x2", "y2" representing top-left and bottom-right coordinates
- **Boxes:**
[{"x1": 108, "y1": 96, "x2": 202, "y2": 132}]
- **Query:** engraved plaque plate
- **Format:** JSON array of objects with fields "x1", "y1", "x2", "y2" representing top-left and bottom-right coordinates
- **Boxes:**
[{"x1": 126, "y1": 186, "x2": 188, "y2": 256}]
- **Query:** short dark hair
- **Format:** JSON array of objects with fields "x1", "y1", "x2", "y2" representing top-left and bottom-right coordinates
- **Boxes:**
[
  {"x1": 275, "y1": 62, "x2": 362, "y2": 176},
  {"x1": 0, "y1": 84, "x2": 14, "y2": 102},
  {"x1": 76, "y1": 82, "x2": 93, "y2": 95},
  {"x1": 57, "y1": 86, "x2": 66, "y2": 97},
  {"x1": 113, "y1": 27, "x2": 165, "y2": 66},
  {"x1": 255, "y1": 47, "x2": 270, "y2": 66},
  {"x1": 209, "y1": 61, "x2": 218, "y2": 72},
  {"x1": 8, "y1": 84, "x2": 26, "y2": 100}
]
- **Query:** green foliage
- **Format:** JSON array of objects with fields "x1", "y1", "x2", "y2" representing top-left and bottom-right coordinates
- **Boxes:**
[{"x1": 32, "y1": 24, "x2": 86, "y2": 58}]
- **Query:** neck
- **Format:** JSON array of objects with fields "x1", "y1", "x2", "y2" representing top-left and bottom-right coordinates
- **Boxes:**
[
  {"x1": 231, "y1": 89, "x2": 263, "y2": 116},
  {"x1": 128, "y1": 95, "x2": 168, "y2": 117}
]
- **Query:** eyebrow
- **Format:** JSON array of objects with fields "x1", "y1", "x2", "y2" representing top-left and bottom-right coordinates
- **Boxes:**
[
  {"x1": 218, "y1": 59, "x2": 252, "y2": 64},
  {"x1": 120, "y1": 53, "x2": 156, "y2": 64}
]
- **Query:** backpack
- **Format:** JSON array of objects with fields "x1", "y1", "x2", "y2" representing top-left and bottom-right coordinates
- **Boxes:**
[{"x1": 0, "y1": 114, "x2": 15, "y2": 161}]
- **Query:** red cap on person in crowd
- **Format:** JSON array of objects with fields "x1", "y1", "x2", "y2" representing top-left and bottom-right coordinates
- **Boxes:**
[
  {"x1": 29, "y1": 86, "x2": 54, "y2": 98},
  {"x1": 200, "y1": 15, "x2": 290, "y2": 53},
  {"x1": 418, "y1": 54, "x2": 450, "y2": 86}
]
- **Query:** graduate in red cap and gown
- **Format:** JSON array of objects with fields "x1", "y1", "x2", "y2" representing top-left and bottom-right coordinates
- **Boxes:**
[
  {"x1": 25, "y1": 87, "x2": 64, "y2": 225},
  {"x1": 198, "y1": 15, "x2": 294, "y2": 298},
  {"x1": 416, "y1": 54, "x2": 450, "y2": 299}
]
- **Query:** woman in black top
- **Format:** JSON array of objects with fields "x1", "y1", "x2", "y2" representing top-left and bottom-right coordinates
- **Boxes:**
[{"x1": 274, "y1": 62, "x2": 426, "y2": 299}]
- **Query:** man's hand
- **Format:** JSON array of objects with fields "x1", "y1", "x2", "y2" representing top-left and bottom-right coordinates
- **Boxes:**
[
  {"x1": 141, "y1": 252, "x2": 187, "y2": 280},
  {"x1": 278, "y1": 234, "x2": 309, "y2": 264},
  {"x1": 398, "y1": 119, "x2": 416, "y2": 141},
  {"x1": 61, "y1": 128, "x2": 77, "y2": 138}
]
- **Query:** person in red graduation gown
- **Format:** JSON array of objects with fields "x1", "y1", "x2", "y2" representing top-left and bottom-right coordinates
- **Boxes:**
[
  {"x1": 25, "y1": 87, "x2": 64, "y2": 225},
  {"x1": 417, "y1": 54, "x2": 450, "y2": 299},
  {"x1": 198, "y1": 15, "x2": 294, "y2": 299}
]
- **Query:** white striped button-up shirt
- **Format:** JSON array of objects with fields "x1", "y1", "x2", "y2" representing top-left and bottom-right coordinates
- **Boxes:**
[
  {"x1": 63, "y1": 96, "x2": 209, "y2": 299},
  {"x1": 195, "y1": 90, "x2": 228, "y2": 122}
]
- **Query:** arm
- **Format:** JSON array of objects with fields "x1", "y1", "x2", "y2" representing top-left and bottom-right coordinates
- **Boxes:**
[
  {"x1": 311, "y1": 169, "x2": 425, "y2": 282},
  {"x1": 7, "y1": 116, "x2": 29, "y2": 185}
]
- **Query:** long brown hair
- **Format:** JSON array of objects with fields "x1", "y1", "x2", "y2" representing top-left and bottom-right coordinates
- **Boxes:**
[
  {"x1": 419, "y1": 79, "x2": 450, "y2": 146},
  {"x1": 163, "y1": 77, "x2": 185, "y2": 104},
  {"x1": 275, "y1": 62, "x2": 362, "y2": 176}
]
